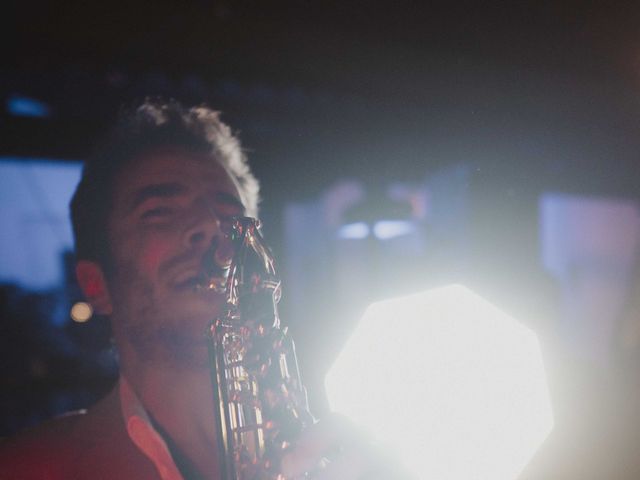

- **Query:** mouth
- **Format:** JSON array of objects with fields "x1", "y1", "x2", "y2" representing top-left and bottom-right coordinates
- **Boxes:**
[
  {"x1": 172, "y1": 269, "x2": 229, "y2": 294},
  {"x1": 170, "y1": 239, "x2": 234, "y2": 294},
  {"x1": 196, "y1": 272, "x2": 227, "y2": 293}
]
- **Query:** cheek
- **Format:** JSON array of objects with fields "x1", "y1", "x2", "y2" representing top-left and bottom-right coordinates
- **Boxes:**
[
  {"x1": 138, "y1": 240, "x2": 173, "y2": 274},
  {"x1": 113, "y1": 227, "x2": 175, "y2": 280}
]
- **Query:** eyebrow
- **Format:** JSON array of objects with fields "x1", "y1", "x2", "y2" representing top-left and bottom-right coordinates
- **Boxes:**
[
  {"x1": 129, "y1": 182, "x2": 188, "y2": 210},
  {"x1": 128, "y1": 183, "x2": 244, "y2": 212}
]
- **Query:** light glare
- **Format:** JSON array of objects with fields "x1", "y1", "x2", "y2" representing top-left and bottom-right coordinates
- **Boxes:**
[
  {"x1": 325, "y1": 284, "x2": 553, "y2": 480},
  {"x1": 71, "y1": 302, "x2": 93, "y2": 323},
  {"x1": 6, "y1": 94, "x2": 51, "y2": 118},
  {"x1": 337, "y1": 222, "x2": 370, "y2": 239},
  {"x1": 372, "y1": 219, "x2": 415, "y2": 240}
]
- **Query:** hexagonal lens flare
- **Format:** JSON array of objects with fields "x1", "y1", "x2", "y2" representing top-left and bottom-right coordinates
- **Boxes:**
[{"x1": 325, "y1": 284, "x2": 553, "y2": 480}]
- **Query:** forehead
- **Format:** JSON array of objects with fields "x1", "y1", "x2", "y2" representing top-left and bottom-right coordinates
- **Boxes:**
[{"x1": 113, "y1": 148, "x2": 242, "y2": 205}]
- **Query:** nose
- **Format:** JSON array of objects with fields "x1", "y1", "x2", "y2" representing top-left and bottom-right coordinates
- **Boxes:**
[
  {"x1": 183, "y1": 206, "x2": 235, "y2": 269},
  {"x1": 183, "y1": 205, "x2": 224, "y2": 250}
]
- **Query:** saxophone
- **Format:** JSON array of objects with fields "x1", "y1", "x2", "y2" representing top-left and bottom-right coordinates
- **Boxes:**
[{"x1": 206, "y1": 217, "x2": 313, "y2": 480}]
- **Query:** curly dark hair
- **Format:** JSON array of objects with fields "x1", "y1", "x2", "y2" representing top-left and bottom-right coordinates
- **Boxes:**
[{"x1": 70, "y1": 99, "x2": 260, "y2": 269}]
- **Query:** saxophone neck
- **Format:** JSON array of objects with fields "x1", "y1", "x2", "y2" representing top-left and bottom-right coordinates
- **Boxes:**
[{"x1": 225, "y1": 216, "x2": 278, "y2": 308}]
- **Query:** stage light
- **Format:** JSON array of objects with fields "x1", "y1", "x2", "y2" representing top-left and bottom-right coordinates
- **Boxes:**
[
  {"x1": 325, "y1": 284, "x2": 553, "y2": 480},
  {"x1": 71, "y1": 302, "x2": 93, "y2": 323},
  {"x1": 6, "y1": 94, "x2": 51, "y2": 118},
  {"x1": 337, "y1": 221, "x2": 370, "y2": 239},
  {"x1": 372, "y1": 219, "x2": 416, "y2": 240}
]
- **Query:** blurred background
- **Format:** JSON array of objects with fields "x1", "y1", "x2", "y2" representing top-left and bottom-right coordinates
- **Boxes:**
[{"x1": 2, "y1": 1, "x2": 640, "y2": 476}]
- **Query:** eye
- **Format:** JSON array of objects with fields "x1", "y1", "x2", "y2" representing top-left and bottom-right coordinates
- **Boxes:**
[{"x1": 141, "y1": 206, "x2": 174, "y2": 220}]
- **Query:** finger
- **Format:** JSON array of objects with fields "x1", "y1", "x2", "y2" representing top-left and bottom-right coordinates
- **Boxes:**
[
  {"x1": 312, "y1": 445, "x2": 369, "y2": 480},
  {"x1": 313, "y1": 429, "x2": 417, "y2": 480},
  {"x1": 279, "y1": 424, "x2": 334, "y2": 477},
  {"x1": 280, "y1": 414, "x2": 368, "y2": 478}
]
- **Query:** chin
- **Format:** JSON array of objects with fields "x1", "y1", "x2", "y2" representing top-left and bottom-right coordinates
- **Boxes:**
[
  {"x1": 171, "y1": 288, "x2": 227, "y2": 317},
  {"x1": 162, "y1": 339, "x2": 212, "y2": 370},
  {"x1": 173, "y1": 310, "x2": 222, "y2": 340}
]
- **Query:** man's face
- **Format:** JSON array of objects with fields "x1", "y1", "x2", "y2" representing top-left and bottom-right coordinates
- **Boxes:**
[{"x1": 106, "y1": 148, "x2": 245, "y2": 368}]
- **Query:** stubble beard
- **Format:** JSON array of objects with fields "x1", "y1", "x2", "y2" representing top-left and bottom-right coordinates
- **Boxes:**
[{"x1": 112, "y1": 273, "x2": 213, "y2": 371}]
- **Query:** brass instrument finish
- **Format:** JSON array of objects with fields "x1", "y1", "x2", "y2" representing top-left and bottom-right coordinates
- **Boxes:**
[{"x1": 207, "y1": 217, "x2": 311, "y2": 480}]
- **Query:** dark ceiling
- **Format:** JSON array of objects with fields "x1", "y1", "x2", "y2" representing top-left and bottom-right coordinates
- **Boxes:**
[
  {"x1": 3, "y1": 1, "x2": 640, "y2": 201},
  {"x1": 5, "y1": 1, "x2": 640, "y2": 91}
]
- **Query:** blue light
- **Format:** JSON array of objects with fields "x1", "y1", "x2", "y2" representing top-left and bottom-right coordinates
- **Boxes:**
[
  {"x1": 6, "y1": 94, "x2": 51, "y2": 118},
  {"x1": 372, "y1": 220, "x2": 415, "y2": 240},
  {"x1": 337, "y1": 222, "x2": 370, "y2": 240},
  {"x1": 0, "y1": 158, "x2": 82, "y2": 291}
]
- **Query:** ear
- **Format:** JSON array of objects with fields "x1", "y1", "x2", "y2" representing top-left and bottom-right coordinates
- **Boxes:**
[{"x1": 75, "y1": 260, "x2": 113, "y2": 315}]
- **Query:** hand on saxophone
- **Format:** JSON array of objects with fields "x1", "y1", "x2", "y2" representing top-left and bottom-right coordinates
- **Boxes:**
[{"x1": 280, "y1": 413, "x2": 416, "y2": 480}]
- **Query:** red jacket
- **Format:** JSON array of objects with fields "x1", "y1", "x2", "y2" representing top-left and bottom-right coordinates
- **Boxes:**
[{"x1": 0, "y1": 386, "x2": 162, "y2": 479}]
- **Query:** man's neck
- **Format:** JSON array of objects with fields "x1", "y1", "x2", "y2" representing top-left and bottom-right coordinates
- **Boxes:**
[{"x1": 123, "y1": 360, "x2": 221, "y2": 480}]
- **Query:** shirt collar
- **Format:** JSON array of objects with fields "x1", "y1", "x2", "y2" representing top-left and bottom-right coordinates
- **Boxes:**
[{"x1": 119, "y1": 376, "x2": 185, "y2": 480}]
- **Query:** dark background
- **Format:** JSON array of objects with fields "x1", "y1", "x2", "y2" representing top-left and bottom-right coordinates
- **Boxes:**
[
  {"x1": 4, "y1": 0, "x2": 640, "y2": 196},
  {"x1": 2, "y1": 1, "x2": 640, "y2": 477}
]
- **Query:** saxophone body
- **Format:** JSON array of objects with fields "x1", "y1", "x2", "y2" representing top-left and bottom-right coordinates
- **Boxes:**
[{"x1": 207, "y1": 217, "x2": 312, "y2": 480}]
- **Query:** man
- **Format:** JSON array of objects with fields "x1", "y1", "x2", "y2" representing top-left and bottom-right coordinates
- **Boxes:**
[{"x1": 0, "y1": 101, "x2": 381, "y2": 479}]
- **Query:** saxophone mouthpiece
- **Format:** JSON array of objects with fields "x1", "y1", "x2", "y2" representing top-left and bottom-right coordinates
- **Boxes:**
[
  {"x1": 213, "y1": 238, "x2": 234, "y2": 270},
  {"x1": 197, "y1": 236, "x2": 234, "y2": 293}
]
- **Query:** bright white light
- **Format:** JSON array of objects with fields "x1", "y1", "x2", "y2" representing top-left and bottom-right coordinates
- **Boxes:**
[
  {"x1": 71, "y1": 302, "x2": 93, "y2": 323},
  {"x1": 325, "y1": 284, "x2": 553, "y2": 480},
  {"x1": 337, "y1": 222, "x2": 370, "y2": 240},
  {"x1": 372, "y1": 219, "x2": 416, "y2": 240}
]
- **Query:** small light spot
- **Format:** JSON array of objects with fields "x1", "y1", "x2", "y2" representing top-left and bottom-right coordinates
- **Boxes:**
[
  {"x1": 71, "y1": 302, "x2": 93, "y2": 323},
  {"x1": 6, "y1": 94, "x2": 51, "y2": 118},
  {"x1": 337, "y1": 222, "x2": 370, "y2": 240},
  {"x1": 373, "y1": 219, "x2": 416, "y2": 240}
]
